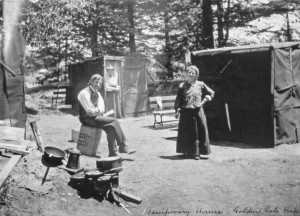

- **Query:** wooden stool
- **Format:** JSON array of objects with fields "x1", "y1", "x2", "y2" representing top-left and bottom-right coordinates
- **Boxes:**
[{"x1": 77, "y1": 125, "x2": 102, "y2": 157}]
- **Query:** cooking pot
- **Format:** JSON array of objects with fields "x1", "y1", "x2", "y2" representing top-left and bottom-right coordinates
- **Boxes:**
[
  {"x1": 43, "y1": 146, "x2": 66, "y2": 166},
  {"x1": 96, "y1": 156, "x2": 122, "y2": 172}
]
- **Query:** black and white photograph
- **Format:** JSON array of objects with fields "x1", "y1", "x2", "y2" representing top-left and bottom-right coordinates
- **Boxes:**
[{"x1": 0, "y1": 0, "x2": 300, "y2": 215}]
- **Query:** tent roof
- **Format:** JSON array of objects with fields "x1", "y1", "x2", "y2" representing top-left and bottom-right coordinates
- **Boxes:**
[
  {"x1": 192, "y1": 41, "x2": 300, "y2": 57},
  {"x1": 68, "y1": 55, "x2": 125, "y2": 67}
]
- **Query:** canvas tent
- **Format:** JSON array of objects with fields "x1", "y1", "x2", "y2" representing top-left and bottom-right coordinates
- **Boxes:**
[
  {"x1": 67, "y1": 55, "x2": 148, "y2": 118},
  {"x1": 191, "y1": 42, "x2": 300, "y2": 147},
  {"x1": 0, "y1": 0, "x2": 27, "y2": 130}
]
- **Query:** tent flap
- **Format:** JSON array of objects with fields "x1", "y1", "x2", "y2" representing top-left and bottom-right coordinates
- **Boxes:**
[
  {"x1": 275, "y1": 107, "x2": 300, "y2": 145},
  {"x1": 273, "y1": 47, "x2": 300, "y2": 145},
  {"x1": 122, "y1": 57, "x2": 148, "y2": 116},
  {"x1": 274, "y1": 49, "x2": 300, "y2": 91}
]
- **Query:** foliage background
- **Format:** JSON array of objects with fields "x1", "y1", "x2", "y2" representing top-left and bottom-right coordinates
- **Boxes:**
[{"x1": 2, "y1": 0, "x2": 300, "y2": 83}]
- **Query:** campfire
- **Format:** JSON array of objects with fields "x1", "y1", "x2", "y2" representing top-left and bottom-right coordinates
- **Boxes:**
[{"x1": 42, "y1": 148, "x2": 142, "y2": 214}]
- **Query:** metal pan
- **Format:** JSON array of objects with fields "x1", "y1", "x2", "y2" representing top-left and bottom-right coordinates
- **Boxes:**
[{"x1": 43, "y1": 146, "x2": 66, "y2": 165}]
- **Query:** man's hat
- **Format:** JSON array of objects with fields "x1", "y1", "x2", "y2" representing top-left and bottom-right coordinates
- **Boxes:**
[{"x1": 106, "y1": 64, "x2": 114, "y2": 70}]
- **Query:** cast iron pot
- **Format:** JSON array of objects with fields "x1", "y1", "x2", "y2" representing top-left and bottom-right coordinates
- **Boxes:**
[
  {"x1": 43, "y1": 146, "x2": 66, "y2": 166},
  {"x1": 96, "y1": 156, "x2": 122, "y2": 172}
]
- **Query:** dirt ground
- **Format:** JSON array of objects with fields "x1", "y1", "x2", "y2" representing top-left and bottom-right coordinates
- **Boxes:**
[{"x1": 0, "y1": 102, "x2": 300, "y2": 216}]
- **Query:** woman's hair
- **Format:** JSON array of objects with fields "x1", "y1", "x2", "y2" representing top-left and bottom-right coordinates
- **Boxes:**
[
  {"x1": 187, "y1": 65, "x2": 199, "y2": 78},
  {"x1": 88, "y1": 74, "x2": 103, "y2": 86}
]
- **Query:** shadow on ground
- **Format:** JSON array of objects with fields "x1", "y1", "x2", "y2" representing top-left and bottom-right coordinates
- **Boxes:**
[
  {"x1": 143, "y1": 123, "x2": 178, "y2": 131},
  {"x1": 210, "y1": 133, "x2": 273, "y2": 149},
  {"x1": 163, "y1": 136, "x2": 177, "y2": 141},
  {"x1": 159, "y1": 155, "x2": 186, "y2": 160},
  {"x1": 159, "y1": 154, "x2": 209, "y2": 160},
  {"x1": 25, "y1": 107, "x2": 39, "y2": 115},
  {"x1": 68, "y1": 181, "x2": 104, "y2": 201}
]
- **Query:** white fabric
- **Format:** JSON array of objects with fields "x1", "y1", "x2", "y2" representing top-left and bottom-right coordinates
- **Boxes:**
[
  {"x1": 107, "y1": 72, "x2": 118, "y2": 86},
  {"x1": 155, "y1": 96, "x2": 163, "y2": 110},
  {"x1": 105, "y1": 71, "x2": 119, "y2": 91},
  {"x1": 78, "y1": 87, "x2": 105, "y2": 117}
]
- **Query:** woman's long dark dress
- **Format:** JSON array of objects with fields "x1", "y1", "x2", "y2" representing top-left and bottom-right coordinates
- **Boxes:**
[{"x1": 175, "y1": 81, "x2": 214, "y2": 156}]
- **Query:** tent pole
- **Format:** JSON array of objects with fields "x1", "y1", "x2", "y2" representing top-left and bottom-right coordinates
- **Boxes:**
[
  {"x1": 0, "y1": 59, "x2": 16, "y2": 77},
  {"x1": 225, "y1": 103, "x2": 231, "y2": 132},
  {"x1": 270, "y1": 49, "x2": 276, "y2": 147},
  {"x1": 219, "y1": 59, "x2": 232, "y2": 75}
]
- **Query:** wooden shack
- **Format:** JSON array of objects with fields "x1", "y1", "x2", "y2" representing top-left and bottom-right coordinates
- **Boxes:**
[{"x1": 67, "y1": 56, "x2": 148, "y2": 118}]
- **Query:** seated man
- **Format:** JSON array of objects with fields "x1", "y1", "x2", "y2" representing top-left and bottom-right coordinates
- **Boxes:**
[{"x1": 77, "y1": 74, "x2": 136, "y2": 157}]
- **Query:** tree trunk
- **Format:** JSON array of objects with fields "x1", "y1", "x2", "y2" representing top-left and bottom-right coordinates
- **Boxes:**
[
  {"x1": 216, "y1": 0, "x2": 225, "y2": 47},
  {"x1": 64, "y1": 36, "x2": 68, "y2": 79},
  {"x1": 286, "y1": 12, "x2": 292, "y2": 41},
  {"x1": 90, "y1": 24, "x2": 98, "y2": 57},
  {"x1": 127, "y1": 0, "x2": 136, "y2": 54},
  {"x1": 164, "y1": 10, "x2": 170, "y2": 57},
  {"x1": 224, "y1": 0, "x2": 231, "y2": 45},
  {"x1": 202, "y1": 0, "x2": 214, "y2": 48},
  {"x1": 164, "y1": 10, "x2": 173, "y2": 79}
]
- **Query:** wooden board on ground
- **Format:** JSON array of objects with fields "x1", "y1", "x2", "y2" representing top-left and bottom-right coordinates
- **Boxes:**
[
  {"x1": 0, "y1": 140, "x2": 33, "y2": 155},
  {"x1": 0, "y1": 155, "x2": 22, "y2": 188},
  {"x1": 0, "y1": 126, "x2": 25, "y2": 144},
  {"x1": 30, "y1": 121, "x2": 44, "y2": 152}
]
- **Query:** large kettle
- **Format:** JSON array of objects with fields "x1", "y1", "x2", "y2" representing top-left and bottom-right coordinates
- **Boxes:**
[{"x1": 43, "y1": 146, "x2": 66, "y2": 166}]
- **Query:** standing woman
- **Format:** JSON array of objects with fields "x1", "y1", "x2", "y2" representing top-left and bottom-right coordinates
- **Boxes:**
[
  {"x1": 105, "y1": 65, "x2": 122, "y2": 118},
  {"x1": 175, "y1": 65, "x2": 214, "y2": 160}
]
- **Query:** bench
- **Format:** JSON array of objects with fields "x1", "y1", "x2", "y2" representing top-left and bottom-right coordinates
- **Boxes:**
[
  {"x1": 51, "y1": 86, "x2": 67, "y2": 108},
  {"x1": 149, "y1": 95, "x2": 178, "y2": 128}
]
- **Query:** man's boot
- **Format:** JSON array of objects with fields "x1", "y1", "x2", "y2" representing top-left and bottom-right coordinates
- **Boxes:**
[{"x1": 119, "y1": 143, "x2": 136, "y2": 154}]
